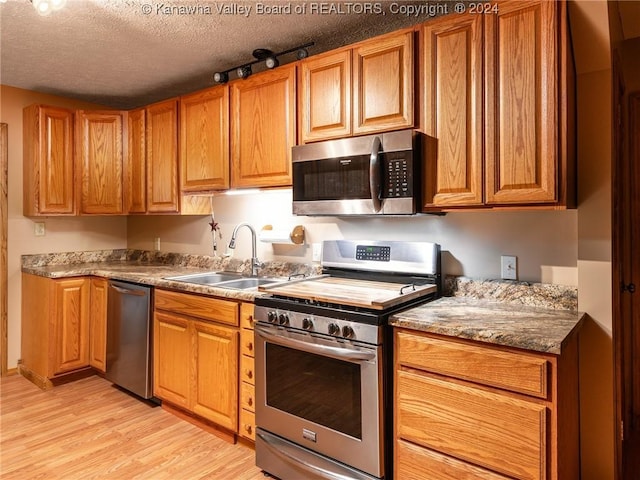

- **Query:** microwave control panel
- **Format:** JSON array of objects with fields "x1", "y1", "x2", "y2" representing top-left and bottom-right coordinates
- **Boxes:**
[{"x1": 383, "y1": 152, "x2": 413, "y2": 198}]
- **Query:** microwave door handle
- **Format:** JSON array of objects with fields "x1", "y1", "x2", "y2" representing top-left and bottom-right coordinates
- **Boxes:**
[
  {"x1": 255, "y1": 324, "x2": 375, "y2": 362},
  {"x1": 369, "y1": 136, "x2": 382, "y2": 213}
]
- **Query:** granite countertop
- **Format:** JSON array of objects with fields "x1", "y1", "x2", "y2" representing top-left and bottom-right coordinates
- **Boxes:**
[
  {"x1": 23, "y1": 250, "x2": 584, "y2": 354},
  {"x1": 390, "y1": 296, "x2": 584, "y2": 355},
  {"x1": 21, "y1": 249, "x2": 321, "y2": 302}
]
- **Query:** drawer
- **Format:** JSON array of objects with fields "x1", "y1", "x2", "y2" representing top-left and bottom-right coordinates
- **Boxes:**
[
  {"x1": 396, "y1": 439, "x2": 512, "y2": 480},
  {"x1": 155, "y1": 289, "x2": 239, "y2": 326},
  {"x1": 240, "y1": 408, "x2": 256, "y2": 441},
  {"x1": 240, "y1": 381, "x2": 255, "y2": 412},
  {"x1": 396, "y1": 330, "x2": 549, "y2": 398},
  {"x1": 240, "y1": 328, "x2": 255, "y2": 358},
  {"x1": 240, "y1": 302, "x2": 255, "y2": 329},
  {"x1": 397, "y1": 369, "x2": 546, "y2": 480},
  {"x1": 240, "y1": 355, "x2": 255, "y2": 385}
]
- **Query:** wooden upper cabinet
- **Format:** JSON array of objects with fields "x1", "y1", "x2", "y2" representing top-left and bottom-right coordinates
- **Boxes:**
[
  {"x1": 23, "y1": 105, "x2": 75, "y2": 216},
  {"x1": 125, "y1": 108, "x2": 147, "y2": 213},
  {"x1": 353, "y1": 29, "x2": 414, "y2": 135},
  {"x1": 299, "y1": 50, "x2": 352, "y2": 142},
  {"x1": 231, "y1": 64, "x2": 296, "y2": 188},
  {"x1": 485, "y1": 0, "x2": 557, "y2": 204},
  {"x1": 146, "y1": 99, "x2": 180, "y2": 212},
  {"x1": 180, "y1": 86, "x2": 230, "y2": 192},
  {"x1": 76, "y1": 111, "x2": 125, "y2": 214},
  {"x1": 421, "y1": 13, "x2": 483, "y2": 208}
]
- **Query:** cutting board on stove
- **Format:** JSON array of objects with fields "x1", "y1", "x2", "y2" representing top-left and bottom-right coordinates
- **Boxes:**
[{"x1": 258, "y1": 277, "x2": 437, "y2": 310}]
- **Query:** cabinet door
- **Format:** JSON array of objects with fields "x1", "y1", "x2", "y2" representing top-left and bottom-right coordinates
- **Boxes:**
[
  {"x1": 421, "y1": 14, "x2": 484, "y2": 208},
  {"x1": 153, "y1": 311, "x2": 190, "y2": 408},
  {"x1": 23, "y1": 105, "x2": 75, "y2": 216},
  {"x1": 50, "y1": 278, "x2": 90, "y2": 375},
  {"x1": 485, "y1": 0, "x2": 557, "y2": 204},
  {"x1": 353, "y1": 30, "x2": 414, "y2": 135},
  {"x1": 89, "y1": 278, "x2": 108, "y2": 372},
  {"x1": 146, "y1": 99, "x2": 180, "y2": 212},
  {"x1": 231, "y1": 65, "x2": 296, "y2": 188},
  {"x1": 180, "y1": 86, "x2": 230, "y2": 191},
  {"x1": 192, "y1": 319, "x2": 239, "y2": 431},
  {"x1": 299, "y1": 49, "x2": 352, "y2": 142},
  {"x1": 125, "y1": 108, "x2": 147, "y2": 213},
  {"x1": 76, "y1": 111, "x2": 125, "y2": 214}
]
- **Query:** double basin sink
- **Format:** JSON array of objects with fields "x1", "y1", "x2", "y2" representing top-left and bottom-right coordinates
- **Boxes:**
[{"x1": 165, "y1": 271, "x2": 281, "y2": 290}]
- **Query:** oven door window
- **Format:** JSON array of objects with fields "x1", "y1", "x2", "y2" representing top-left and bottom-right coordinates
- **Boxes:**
[{"x1": 265, "y1": 343, "x2": 362, "y2": 439}]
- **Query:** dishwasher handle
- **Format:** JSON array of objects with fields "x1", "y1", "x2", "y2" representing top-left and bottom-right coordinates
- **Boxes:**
[{"x1": 109, "y1": 283, "x2": 147, "y2": 296}]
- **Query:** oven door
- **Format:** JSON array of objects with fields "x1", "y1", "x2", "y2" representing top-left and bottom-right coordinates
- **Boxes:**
[{"x1": 255, "y1": 323, "x2": 384, "y2": 478}]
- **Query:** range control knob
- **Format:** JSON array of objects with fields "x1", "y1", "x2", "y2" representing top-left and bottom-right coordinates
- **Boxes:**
[
  {"x1": 267, "y1": 311, "x2": 278, "y2": 324},
  {"x1": 278, "y1": 313, "x2": 289, "y2": 326},
  {"x1": 342, "y1": 326, "x2": 355, "y2": 339},
  {"x1": 302, "y1": 318, "x2": 314, "y2": 331},
  {"x1": 328, "y1": 323, "x2": 341, "y2": 336}
]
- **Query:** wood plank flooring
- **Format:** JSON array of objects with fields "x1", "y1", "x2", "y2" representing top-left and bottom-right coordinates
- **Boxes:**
[{"x1": 0, "y1": 374, "x2": 267, "y2": 479}]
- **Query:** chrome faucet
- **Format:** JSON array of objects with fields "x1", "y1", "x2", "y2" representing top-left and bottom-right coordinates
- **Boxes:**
[{"x1": 228, "y1": 222, "x2": 262, "y2": 277}]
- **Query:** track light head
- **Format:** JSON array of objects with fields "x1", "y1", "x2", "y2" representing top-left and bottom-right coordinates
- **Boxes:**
[
  {"x1": 296, "y1": 48, "x2": 309, "y2": 60},
  {"x1": 237, "y1": 65, "x2": 252, "y2": 79},
  {"x1": 265, "y1": 56, "x2": 279, "y2": 69},
  {"x1": 213, "y1": 71, "x2": 229, "y2": 84}
]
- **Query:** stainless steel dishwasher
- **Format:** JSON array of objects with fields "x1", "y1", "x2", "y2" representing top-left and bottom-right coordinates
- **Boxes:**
[{"x1": 106, "y1": 280, "x2": 153, "y2": 399}]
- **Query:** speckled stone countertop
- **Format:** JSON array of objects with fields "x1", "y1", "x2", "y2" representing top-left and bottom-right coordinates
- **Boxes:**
[
  {"x1": 390, "y1": 296, "x2": 584, "y2": 355},
  {"x1": 21, "y1": 249, "x2": 321, "y2": 302}
]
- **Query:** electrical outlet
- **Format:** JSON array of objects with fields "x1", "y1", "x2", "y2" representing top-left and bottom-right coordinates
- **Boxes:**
[
  {"x1": 154, "y1": 237, "x2": 161, "y2": 251},
  {"x1": 501, "y1": 255, "x2": 517, "y2": 280},
  {"x1": 312, "y1": 243, "x2": 322, "y2": 262},
  {"x1": 34, "y1": 222, "x2": 45, "y2": 236}
]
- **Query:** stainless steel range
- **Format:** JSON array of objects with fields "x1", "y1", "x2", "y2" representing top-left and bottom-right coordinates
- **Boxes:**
[{"x1": 254, "y1": 240, "x2": 441, "y2": 480}]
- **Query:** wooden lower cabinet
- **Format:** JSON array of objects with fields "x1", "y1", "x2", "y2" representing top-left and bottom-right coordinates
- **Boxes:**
[
  {"x1": 238, "y1": 302, "x2": 256, "y2": 441},
  {"x1": 88, "y1": 277, "x2": 108, "y2": 372},
  {"x1": 394, "y1": 329, "x2": 580, "y2": 480},
  {"x1": 153, "y1": 289, "x2": 240, "y2": 433},
  {"x1": 20, "y1": 274, "x2": 92, "y2": 388}
]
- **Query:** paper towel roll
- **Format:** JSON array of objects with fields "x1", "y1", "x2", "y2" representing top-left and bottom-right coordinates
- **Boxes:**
[{"x1": 260, "y1": 225, "x2": 305, "y2": 245}]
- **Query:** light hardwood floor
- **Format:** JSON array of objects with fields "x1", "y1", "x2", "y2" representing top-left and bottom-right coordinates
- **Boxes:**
[{"x1": 0, "y1": 374, "x2": 267, "y2": 479}]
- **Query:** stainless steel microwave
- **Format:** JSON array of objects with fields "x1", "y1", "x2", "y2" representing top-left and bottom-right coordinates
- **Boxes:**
[{"x1": 292, "y1": 129, "x2": 428, "y2": 216}]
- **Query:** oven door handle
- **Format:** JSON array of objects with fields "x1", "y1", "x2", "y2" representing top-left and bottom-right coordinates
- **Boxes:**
[
  {"x1": 255, "y1": 325, "x2": 376, "y2": 362},
  {"x1": 369, "y1": 135, "x2": 382, "y2": 213}
]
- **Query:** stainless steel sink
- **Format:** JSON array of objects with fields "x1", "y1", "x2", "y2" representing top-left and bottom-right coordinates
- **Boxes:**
[
  {"x1": 215, "y1": 277, "x2": 280, "y2": 290},
  {"x1": 164, "y1": 272, "x2": 243, "y2": 285},
  {"x1": 164, "y1": 272, "x2": 280, "y2": 290}
]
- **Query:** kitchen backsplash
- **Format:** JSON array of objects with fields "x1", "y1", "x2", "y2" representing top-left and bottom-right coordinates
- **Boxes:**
[{"x1": 444, "y1": 276, "x2": 578, "y2": 312}]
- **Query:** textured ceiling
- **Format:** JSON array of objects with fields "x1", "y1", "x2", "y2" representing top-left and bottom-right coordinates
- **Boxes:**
[{"x1": 0, "y1": 0, "x2": 436, "y2": 108}]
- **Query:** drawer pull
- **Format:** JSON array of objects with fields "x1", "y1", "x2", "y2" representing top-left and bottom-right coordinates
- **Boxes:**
[
  {"x1": 245, "y1": 424, "x2": 253, "y2": 434},
  {"x1": 245, "y1": 369, "x2": 253, "y2": 379},
  {"x1": 247, "y1": 397, "x2": 253, "y2": 407},
  {"x1": 246, "y1": 342, "x2": 253, "y2": 351}
]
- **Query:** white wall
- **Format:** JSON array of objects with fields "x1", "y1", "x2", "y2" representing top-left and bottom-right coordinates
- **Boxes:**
[
  {"x1": 127, "y1": 189, "x2": 579, "y2": 284},
  {"x1": 1, "y1": 85, "x2": 127, "y2": 370}
]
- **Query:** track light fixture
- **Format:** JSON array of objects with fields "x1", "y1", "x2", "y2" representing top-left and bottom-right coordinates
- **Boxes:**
[{"x1": 212, "y1": 42, "x2": 314, "y2": 84}]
